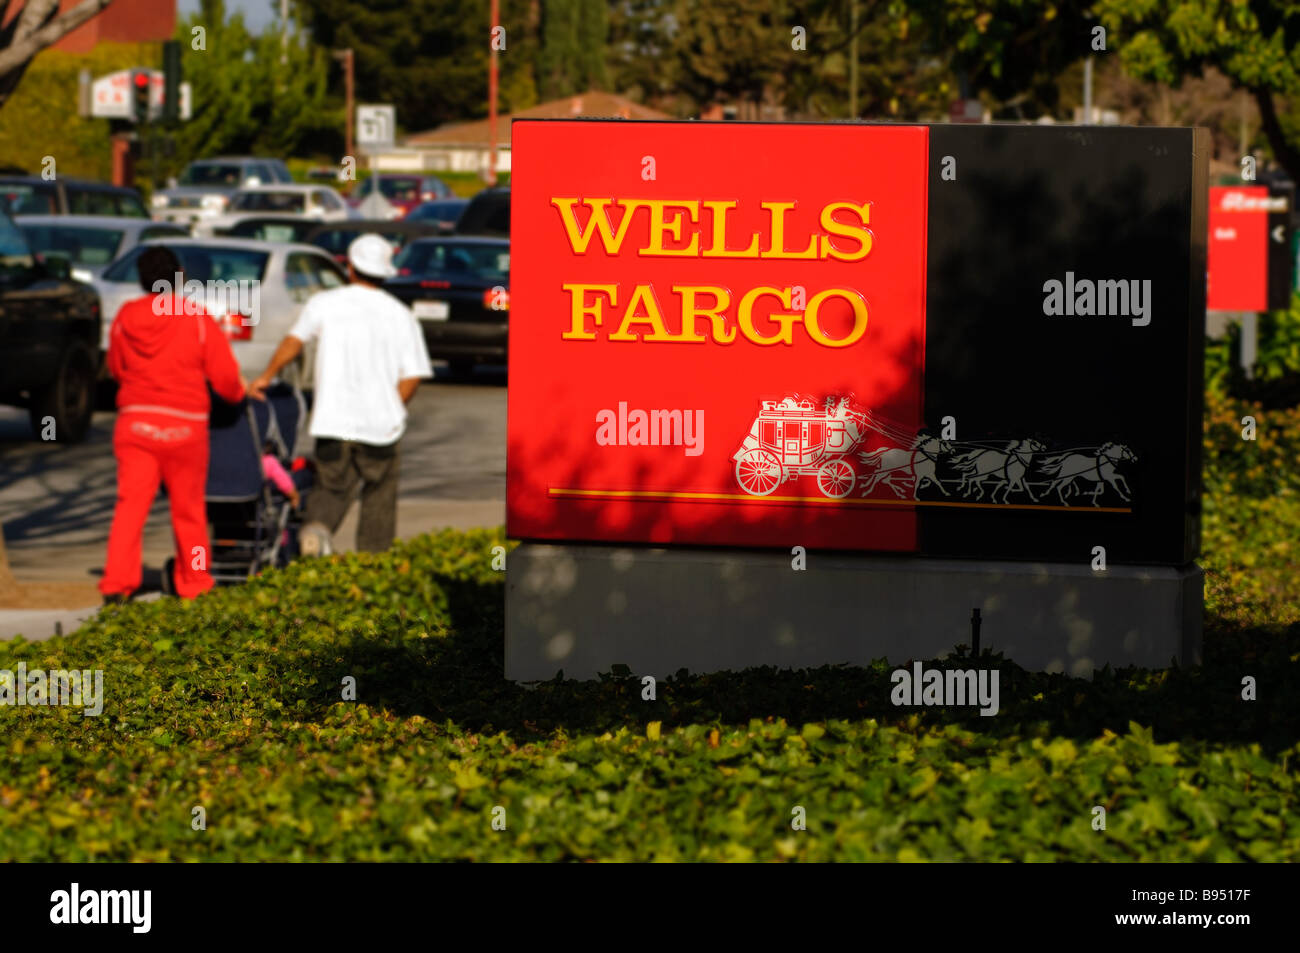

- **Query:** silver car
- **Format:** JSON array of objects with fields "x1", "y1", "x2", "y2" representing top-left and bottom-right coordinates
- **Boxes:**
[
  {"x1": 150, "y1": 157, "x2": 293, "y2": 229},
  {"x1": 197, "y1": 184, "x2": 353, "y2": 237},
  {"x1": 14, "y1": 215, "x2": 189, "y2": 283},
  {"x1": 90, "y1": 237, "x2": 346, "y2": 381}
]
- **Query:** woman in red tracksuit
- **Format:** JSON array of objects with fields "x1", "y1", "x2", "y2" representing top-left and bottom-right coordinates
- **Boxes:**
[{"x1": 99, "y1": 246, "x2": 246, "y2": 603}]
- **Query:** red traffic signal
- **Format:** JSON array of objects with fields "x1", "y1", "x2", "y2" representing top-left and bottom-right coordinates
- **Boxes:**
[{"x1": 130, "y1": 69, "x2": 152, "y2": 123}]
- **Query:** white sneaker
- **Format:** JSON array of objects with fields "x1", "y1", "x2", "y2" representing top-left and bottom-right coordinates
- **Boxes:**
[{"x1": 299, "y1": 522, "x2": 334, "y2": 557}]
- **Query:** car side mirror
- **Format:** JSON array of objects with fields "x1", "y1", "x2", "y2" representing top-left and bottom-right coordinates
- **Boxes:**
[
  {"x1": 245, "y1": 176, "x2": 262, "y2": 187},
  {"x1": 167, "y1": 176, "x2": 178, "y2": 189}
]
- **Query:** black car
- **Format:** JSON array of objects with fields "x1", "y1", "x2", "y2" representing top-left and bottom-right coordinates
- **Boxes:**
[
  {"x1": 384, "y1": 236, "x2": 510, "y2": 376},
  {"x1": 405, "y1": 198, "x2": 469, "y2": 233},
  {"x1": 0, "y1": 211, "x2": 101, "y2": 442},
  {"x1": 306, "y1": 220, "x2": 444, "y2": 268},
  {"x1": 0, "y1": 176, "x2": 148, "y2": 218},
  {"x1": 453, "y1": 187, "x2": 509, "y2": 238}
]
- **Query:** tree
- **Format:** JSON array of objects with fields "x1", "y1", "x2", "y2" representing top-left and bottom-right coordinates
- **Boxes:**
[
  {"x1": 607, "y1": 0, "x2": 674, "y2": 105},
  {"x1": 0, "y1": 0, "x2": 114, "y2": 109},
  {"x1": 537, "y1": 0, "x2": 608, "y2": 100},
  {"x1": 1096, "y1": 0, "x2": 1300, "y2": 182},
  {"x1": 912, "y1": 0, "x2": 1095, "y2": 117},
  {"x1": 160, "y1": 0, "x2": 330, "y2": 174}
]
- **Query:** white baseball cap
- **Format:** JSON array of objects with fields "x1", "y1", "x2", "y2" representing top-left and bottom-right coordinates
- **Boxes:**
[{"x1": 347, "y1": 233, "x2": 397, "y2": 279}]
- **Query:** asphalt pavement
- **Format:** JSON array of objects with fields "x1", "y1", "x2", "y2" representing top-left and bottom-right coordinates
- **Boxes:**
[{"x1": 0, "y1": 365, "x2": 506, "y2": 638}]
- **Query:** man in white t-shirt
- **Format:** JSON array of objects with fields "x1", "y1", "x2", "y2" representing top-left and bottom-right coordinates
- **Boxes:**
[{"x1": 249, "y1": 234, "x2": 431, "y2": 552}]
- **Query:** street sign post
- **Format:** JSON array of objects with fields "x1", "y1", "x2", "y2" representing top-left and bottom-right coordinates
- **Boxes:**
[
  {"x1": 356, "y1": 104, "x2": 396, "y2": 153},
  {"x1": 1207, "y1": 183, "x2": 1294, "y2": 377}
]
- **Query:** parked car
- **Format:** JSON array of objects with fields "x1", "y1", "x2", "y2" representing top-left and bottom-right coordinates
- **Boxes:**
[
  {"x1": 0, "y1": 176, "x2": 148, "y2": 218},
  {"x1": 197, "y1": 185, "x2": 351, "y2": 236},
  {"x1": 383, "y1": 236, "x2": 510, "y2": 376},
  {"x1": 347, "y1": 174, "x2": 452, "y2": 219},
  {"x1": 90, "y1": 237, "x2": 346, "y2": 381},
  {"x1": 0, "y1": 210, "x2": 101, "y2": 442},
  {"x1": 16, "y1": 215, "x2": 188, "y2": 283},
  {"x1": 454, "y1": 186, "x2": 509, "y2": 237},
  {"x1": 405, "y1": 198, "x2": 469, "y2": 233},
  {"x1": 150, "y1": 157, "x2": 293, "y2": 227},
  {"x1": 305, "y1": 220, "x2": 443, "y2": 268},
  {"x1": 215, "y1": 215, "x2": 324, "y2": 243}
]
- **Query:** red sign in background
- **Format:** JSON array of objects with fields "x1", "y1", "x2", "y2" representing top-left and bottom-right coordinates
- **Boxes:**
[
  {"x1": 1207, "y1": 185, "x2": 1269, "y2": 311},
  {"x1": 508, "y1": 120, "x2": 930, "y2": 551}
]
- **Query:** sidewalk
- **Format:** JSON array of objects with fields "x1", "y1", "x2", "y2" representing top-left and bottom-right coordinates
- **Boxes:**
[{"x1": 0, "y1": 499, "x2": 505, "y2": 643}]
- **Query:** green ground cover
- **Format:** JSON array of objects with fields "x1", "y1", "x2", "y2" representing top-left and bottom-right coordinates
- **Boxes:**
[{"x1": 1, "y1": 388, "x2": 1296, "y2": 861}]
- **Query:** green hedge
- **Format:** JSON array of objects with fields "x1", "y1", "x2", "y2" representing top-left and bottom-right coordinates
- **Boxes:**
[
  {"x1": 1, "y1": 516, "x2": 1297, "y2": 861},
  {"x1": 1, "y1": 383, "x2": 1298, "y2": 861}
]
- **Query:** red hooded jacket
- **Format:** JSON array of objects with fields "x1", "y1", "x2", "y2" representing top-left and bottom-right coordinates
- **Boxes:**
[{"x1": 108, "y1": 294, "x2": 245, "y2": 419}]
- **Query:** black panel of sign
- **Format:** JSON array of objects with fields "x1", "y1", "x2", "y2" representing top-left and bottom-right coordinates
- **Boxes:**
[
  {"x1": 1267, "y1": 180, "x2": 1294, "y2": 311},
  {"x1": 919, "y1": 125, "x2": 1207, "y2": 566}
]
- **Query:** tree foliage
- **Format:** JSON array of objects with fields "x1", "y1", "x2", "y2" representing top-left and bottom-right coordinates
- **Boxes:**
[
  {"x1": 161, "y1": 0, "x2": 330, "y2": 175},
  {"x1": 0, "y1": 41, "x2": 146, "y2": 179},
  {"x1": 0, "y1": 0, "x2": 113, "y2": 109},
  {"x1": 1096, "y1": 0, "x2": 1300, "y2": 181}
]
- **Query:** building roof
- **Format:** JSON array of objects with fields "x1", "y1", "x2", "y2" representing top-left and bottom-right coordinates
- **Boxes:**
[{"x1": 406, "y1": 91, "x2": 671, "y2": 148}]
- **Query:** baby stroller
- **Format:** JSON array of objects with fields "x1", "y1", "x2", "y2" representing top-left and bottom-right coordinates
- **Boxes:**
[{"x1": 160, "y1": 383, "x2": 314, "y2": 592}]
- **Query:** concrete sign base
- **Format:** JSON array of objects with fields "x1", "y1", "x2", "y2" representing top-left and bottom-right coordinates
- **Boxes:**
[{"x1": 505, "y1": 543, "x2": 1203, "y2": 682}]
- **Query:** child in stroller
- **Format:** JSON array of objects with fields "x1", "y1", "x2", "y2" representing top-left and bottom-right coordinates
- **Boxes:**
[{"x1": 160, "y1": 383, "x2": 315, "y2": 593}]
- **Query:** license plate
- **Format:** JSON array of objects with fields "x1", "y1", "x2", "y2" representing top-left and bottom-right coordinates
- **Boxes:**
[{"x1": 414, "y1": 300, "x2": 450, "y2": 321}]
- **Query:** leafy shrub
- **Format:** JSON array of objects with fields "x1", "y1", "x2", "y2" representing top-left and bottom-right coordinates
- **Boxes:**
[
  {"x1": 2, "y1": 387, "x2": 1299, "y2": 862},
  {"x1": 1205, "y1": 293, "x2": 1300, "y2": 405},
  {"x1": 1201, "y1": 387, "x2": 1300, "y2": 625}
]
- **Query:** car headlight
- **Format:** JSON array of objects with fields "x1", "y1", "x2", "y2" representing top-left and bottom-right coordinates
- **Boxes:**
[
  {"x1": 201, "y1": 195, "x2": 228, "y2": 211},
  {"x1": 151, "y1": 194, "x2": 169, "y2": 209}
]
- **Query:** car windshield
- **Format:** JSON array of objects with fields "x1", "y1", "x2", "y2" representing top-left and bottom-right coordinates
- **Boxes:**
[
  {"x1": 231, "y1": 191, "x2": 306, "y2": 213},
  {"x1": 0, "y1": 182, "x2": 56, "y2": 215},
  {"x1": 408, "y1": 201, "x2": 466, "y2": 223},
  {"x1": 19, "y1": 224, "x2": 124, "y2": 266},
  {"x1": 229, "y1": 220, "x2": 315, "y2": 242},
  {"x1": 179, "y1": 163, "x2": 246, "y2": 187},
  {"x1": 376, "y1": 178, "x2": 421, "y2": 202},
  {"x1": 102, "y1": 245, "x2": 269, "y2": 284},
  {"x1": 310, "y1": 228, "x2": 415, "y2": 256},
  {"x1": 394, "y1": 241, "x2": 509, "y2": 280}
]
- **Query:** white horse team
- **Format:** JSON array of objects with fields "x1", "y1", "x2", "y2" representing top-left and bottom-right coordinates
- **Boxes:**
[{"x1": 857, "y1": 435, "x2": 1136, "y2": 506}]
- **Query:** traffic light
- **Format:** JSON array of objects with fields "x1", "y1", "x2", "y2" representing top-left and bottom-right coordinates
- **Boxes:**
[
  {"x1": 162, "y1": 41, "x2": 180, "y2": 122},
  {"x1": 130, "y1": 69, "x2": 151, "y2": 124}
]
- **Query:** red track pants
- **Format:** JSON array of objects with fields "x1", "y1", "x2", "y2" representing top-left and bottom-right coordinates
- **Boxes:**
[{"x1": 100, "y1": 412, "x2": 213, "y2": 600}]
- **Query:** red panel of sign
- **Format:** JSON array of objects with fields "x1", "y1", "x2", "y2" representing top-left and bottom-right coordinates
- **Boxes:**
[
  {"x1": 1207, "y1": 185, "x2": 1269, "y2": 311},
  {"x1": 508, "y1": 120, "x2": 930, "y2": 551}
]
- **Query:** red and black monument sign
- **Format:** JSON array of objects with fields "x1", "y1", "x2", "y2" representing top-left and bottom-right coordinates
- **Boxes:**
[{"x1": 505, "y1": 120, "x2": 1207, "y2": 680}]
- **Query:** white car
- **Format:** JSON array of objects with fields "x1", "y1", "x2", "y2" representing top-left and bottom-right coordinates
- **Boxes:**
[
  {"x1": 90, "y1": 237, "x2": 347, "y2": 381},
  {"x1": 198, "y1": 185, "x2": 353, "y2": 237}
]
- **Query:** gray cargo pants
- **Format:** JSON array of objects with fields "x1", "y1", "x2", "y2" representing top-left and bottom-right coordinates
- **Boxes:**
[{"x1": 306, "y1": 437, "x2": 400, "y2": 553}]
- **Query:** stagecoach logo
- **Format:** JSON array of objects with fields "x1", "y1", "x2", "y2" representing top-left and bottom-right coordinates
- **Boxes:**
[{"x1": 733, "y1": 394, "x2": 1136, "y2": 508}]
